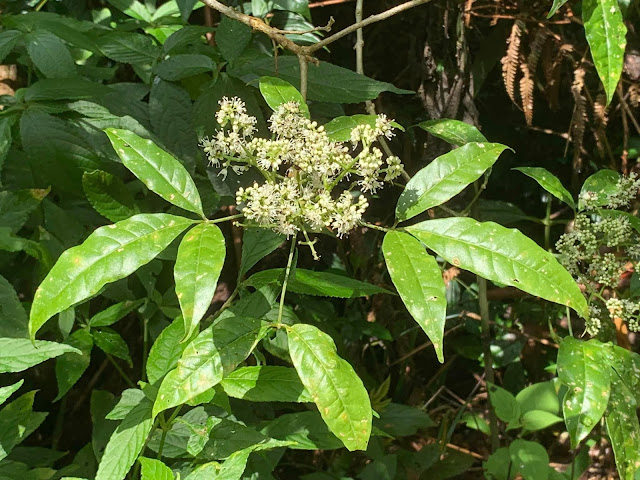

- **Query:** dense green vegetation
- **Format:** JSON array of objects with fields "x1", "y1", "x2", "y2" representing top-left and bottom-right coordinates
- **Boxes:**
[{"x1": 0, "y1": 0, "x2": 639, "y2": 478}]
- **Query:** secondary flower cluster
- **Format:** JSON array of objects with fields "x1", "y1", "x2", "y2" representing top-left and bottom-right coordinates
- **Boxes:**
[
  {"x1": 200, "y1": 98, "x2": 403, "y2": 238},
  {"x1": 556, "y1": 173, "x2": 640, "y2": 336}
]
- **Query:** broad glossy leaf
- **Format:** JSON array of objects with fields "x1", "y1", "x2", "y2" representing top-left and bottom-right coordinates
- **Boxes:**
[
  {"x1": 95, "y1": 397, "x2": 154, "y2": 480},
  {"x1": 146, "y1": 316, "x2": 195, "y2": 385},
  {"x1": 107, "y1": 0, "x2": 152, "y2": 22},
  {"x1": 82, "y1": 170, "x2": 138, "y2": 223},
  {"x1": 382, "y1": 231, "x2": 446, "y2": 362},
  {"x1": 0, "y1": 380, "x2": 23, "y2": 406},
  {"x1": 93, "y1": 328, "x2": 132, "y2": 366},
  {"x1": 514, "y1": 167, "x2": 575, "y2": 209},
  {"x1": 521, "y1": 410, "x2": 562, "y2": 433},
  {"x1": 259, "y1": 77, "x2": 309, "y2": 118},
  {"x1": 558, "y1": 337, "x2": 612, "y2": 447},
  {"x1": 105, "y1": 129, "x2": 203, "y2": 216},
  {"x1": 154, "y1": 54, "x2": 216, "y2": 81},
  {"x1": 579, "y1": 169, "x2": 620, "y2": 209},
  {"x1": 288, "y1": 323, "x2": 372, "y2": 451},
  {"x1": 508, "y1": 439, "x2": 550, "y2": 480},
  {"x1": 230, "y1": 57, "x2": 412, "y2": 104},
  {"x1": 417, "y1": 119, "x2": 486, "y2": 145},
  {"x1": 29, "y1": 214, "x2": 193, "y2": 339},
  {"x1": 515, "y1": 381, "x2": 560, "y2": 415},
  {"x1": 407, "y1": 218, "x2": 589, "y2": 318},
  {"x1": 0, "y1": 189, "x2": 49, "y2": 234},
  {"x1": 139, "y1": 457, "x2": 174, "y2": 480},
  {"x1": 583, "y1": 0, "x2": 627, "y2": 104},
  {"x1": 246, "y1": 268, "x2": 390, "y2": 298},
  {"x1": 221, "y1": 366, "x2": 313, "y2": 402},
  {"x1": 0, "y1": 339, "x2": 80, "y2": 373},
  {"x1": 605, "y1": 376, "x2": 640, "y2": 480},
  {"x1": 239, "y1": 228, "x2": 284, "y2": 278},
  {"x1": 397, "y1": 143, "x2": 509, "y2": 221},
  {"x1": 324, "y1": 115, "x2": 404, "y2": 142},
  {"x1": 89, "y1": 299, "x2": 144, "y2": 327},
  {"x1": 610, "y1": 345, "x2": 640, "y2": 404},
  {"x1": 175, "y1": 223, "x2": 226, "y2": 340},
  {"x1": 216, "y1": 16, "x2": 252, "y2": 62},
  {"x1": 153, "y1": 317, "x2": 270, "y2": 416},
  {"x1": 55, "y1": 329, "x2": 93, "y2": 401}
]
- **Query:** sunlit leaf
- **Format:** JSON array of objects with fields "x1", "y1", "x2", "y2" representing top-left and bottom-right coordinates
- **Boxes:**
[
  {"x1": 288, "y1": 324, "x2": 372, "y2": 451},
  {"x1": 417, "y1": 119, "x2": 486, "y2": 145},
  {"x1": 382, "y1": 231, "x2": 446, "y2": 362},
  {"x1": 0, "y1": 338, "x2": 80, "y2": 373},
  {"x1": 221, "y1": 366, "x2": 313, "y2": 403},
  {"x1": 513, "y1": 167, "x2": 575, "y2": 209},
  {"x1": 259, "y1": 76, "x2": 309, "y2": 118}
]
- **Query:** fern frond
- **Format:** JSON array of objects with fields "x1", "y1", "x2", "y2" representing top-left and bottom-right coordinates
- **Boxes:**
[{"x1": 501, "y1": 20, "x2": 524, "y2": 104}]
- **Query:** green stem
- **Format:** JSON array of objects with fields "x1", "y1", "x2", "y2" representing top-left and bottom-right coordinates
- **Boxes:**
[
  {"x1": 210, "y1": 213, "x2": 243, "y2": 224},
  {"x1": 360, "y1": 221, "x2": 391, "y2": 233},
  {"x1": 461, "y1": 172, "x2": 491, "y2": 216},
  {"x1": 277, "y1": 234, "x2": 297, "y2": 327},
  {"x1": 157, "y1": 406, "x2": 182, "y2": 460},
  {"x1": 141, "y1": 315, "x2": 148, "y2": 382},
  {"x1": 544, "y1": 196, "x2": 552, "y2": 251},
  {"x1": 106, "y1": 354, "x2": 135, "y2": 388},
  {"x1": 478, "y1": 276, "x2": 499, "y2": 452}
]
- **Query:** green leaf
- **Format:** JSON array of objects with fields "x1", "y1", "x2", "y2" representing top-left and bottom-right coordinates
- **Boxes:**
[
  {"x1": 579, "y1": 169, "x2": 620, "y2": 209},
  {"x1": 24, "y1": 78, "x2": 111, "y2": 102},
  {"x1": 154, "y1": 54, "x2": 216, "y2": 81},
  {"x1": 93, "y1": 328, "x2": 132, "y2": 365},
  {"x1": 176, "y1": 0, "x2": 199, "y2": 21},
  {"x1": 583, "y1": 0, "x2": 627, "y2": 104},
  {"x1": 558, "y1": 337, "x2": 612, "y2": 448},
  {"x1": 95, "y1": 397, "x2": 154, "y2": 480},
  {"x1": 261, "y1": 411, "x2": 343, "y2": 450},
  {"x1": 29, "y1": 214, "x2": 193, "y2": 339},
  {"x1": 0, "y1": 380, "x2": 23, "y2": 406},
  {"x1": 25, "y1": 31, "x2": 76, "y2": 78},
  {"x1": 0, "y1": 339, "x2": 80, "y2": 373},
  {"x1": 605, "y1": 376, "x2": 640, "y2": 480},
  {"x1": 246, "y1": 268, "x2": 390, "y2": 298},
  {"x1": 0, "y1": 30, "x2": 22, "y2": 64},
  {"x1": 55, "y1": 328, "x2": 93, "y2": 401},
  {"x1": 0, "y1": 275, "x2": 29, "y2": 339},
  {"x1": 520, "y1": 410, "x2": 562, "y2": 433},
  {"x1": 217, "y1": 16, "x2": 252, "y2": 62},
  {"x1": 146, "y1": 316, "x2": 194, "y2": 385},
  {"x1": 397, "y1": 143, "x2": 509, "y2": 221},
  {"x1": 239, "y1": 228, "x2": 284, "y2": 278},
  {"x1": 95, "y1": 32, "x2": 160, "y2": 64},
  {"x1": 259, "y1": 76, "x2": 309, "y2": 118},
  {"x1": 230, "y1": 56, "x2": 412, "y2": 104},
  {"x1": 89, "y1": 300, "x2": 144, "y2": 327},
  {"x1": 106, "y1": 389, "x2": 145, "y2": 420},
  {"x1": 374, "y1": 403, "x2": 434, "y2": 437},
  {"x1": 382, "y1": 231, "x2": 446, "y2": 362},
  {"x1": 148, "y1": 79, "x2": 199, "y2": 174},
  {"x1": 515, "y1": 381, "x2": 560, "y2": 416},
  {"x1": 82, "y1": 170, "x2": 139, "y2": 223},
  {"x1": 406, "y1": 218, "x2": 589, "y2": 318},
  {"x1": 175, "y1": 223, "x2": 225, "y2": 339},
  {"x1": 139, "y1": 457, "x2": 174, "y2": 480},
  {"x1": 324, "y1": 115, "x2": 404, "y2": 142},
  {"x1": 513, "y1": 167, "x2": 575, "y2": 209},
  {"x1": 288, "y1": 323, "x2": 372, "y2": 451},
  {"x1": 0, "y1": 116, "x2": 14, "y2": 183},
  {"x1": 221, "y1": 366, "x2": 313, "y2": 402},
  {"x1": 105, "y1": 129, "x2": 203, "y2": 216},
  {"x1": 0, "y1": 391, "x2": 43, "y2": 461},
  {"x1": 548, "y1": 0, "x2": 569, "y2": 17},
  {"x1": 417, "y1": 119, "x2": 486, "y2": 145},
  {"x1": 153, "y1": 317, "x2": 270, "y2": 416},
  {"x1": 106, "y1": 0, "x2": 152, "y2": 23},
  {"x1": 0, "y1": 189, "x2": 48, "y2": 234},
  {"x1": 508, "y1": 439, "x2": 549, "y2": 480},
  {"x1": 488, "y1": 383, "x2": 520, "y2": 425}
]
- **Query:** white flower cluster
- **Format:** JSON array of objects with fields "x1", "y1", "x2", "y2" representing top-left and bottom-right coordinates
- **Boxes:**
[{"x1": 200, "y1": 97, "x2": 403, "y2": 238}]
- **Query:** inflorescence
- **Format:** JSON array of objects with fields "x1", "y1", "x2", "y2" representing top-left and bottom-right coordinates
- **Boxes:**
[
  {"x1": 556, "y1": 173, "x2": 640, "y2": 336},
  {"x1": 200, "y1": 98, "x2": 403, "y2": 240}
]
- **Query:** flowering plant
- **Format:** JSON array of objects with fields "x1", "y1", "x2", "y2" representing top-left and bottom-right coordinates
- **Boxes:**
[{"x1": 200, "y1": 98, "x2": 402, "y2": 243}]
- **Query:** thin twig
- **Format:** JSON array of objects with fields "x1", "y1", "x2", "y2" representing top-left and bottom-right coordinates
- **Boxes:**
[{"x1": 478, "y1": 276, "x2": 499, "y2": 452}]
